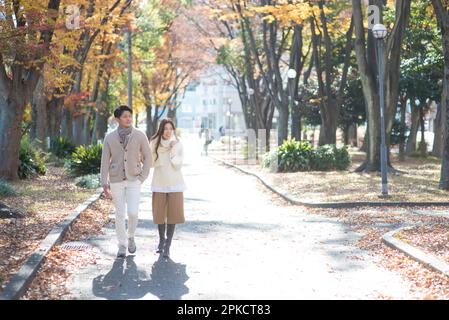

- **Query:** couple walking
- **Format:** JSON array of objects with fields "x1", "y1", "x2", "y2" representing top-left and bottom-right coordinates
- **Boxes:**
[{"x1": 100, "y1": 105, "x2": 186, "y2": 259}]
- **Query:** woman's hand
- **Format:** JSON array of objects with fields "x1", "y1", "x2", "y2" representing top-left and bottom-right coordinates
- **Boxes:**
[{"x1": 170, "y1": 140, "x2": 177, "y2": 148}]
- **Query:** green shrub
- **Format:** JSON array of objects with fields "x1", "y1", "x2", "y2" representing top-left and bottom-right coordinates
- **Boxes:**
[
  {"x1": 278, "y1": 139, "x2": 312, "y2": 172},
  {"x1": 262, "y1": 139, "x2": 351, "y2": 172},
  {"x1": 0, "y1": 179, "x2": 17, "y2": 196},
  {"x1": 262, "y1": 149, "x2": 278, "y2": 171},
  {"x1": 75, "y1": 174, "x2": 101, "y2": 189},
  {"x1": 18, "y1": 135, "x2": 48, "y2": 179},
  {"x1": 334, "y1": 145, "x2": 351, "y2": 170},
  {"x1": 264, "y1": 139, "x2": 312, "y2": 172},
  {"x1": 68, "y1": 144, "x2": 103, "y2": 177},
  {"x1": 51, "y1": 136, "x2": 76, "y2": 159},
  {"x1": 310, "y1": 145, "x2": 336, "y2": 171},
  {"x1": 390, "y1": 119, "x2": 408, "y2": 146}
]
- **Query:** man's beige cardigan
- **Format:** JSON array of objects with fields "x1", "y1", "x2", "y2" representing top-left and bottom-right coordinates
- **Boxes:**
[{"x1": 100, "y1": 127, "x2": 152, "y2": 186}]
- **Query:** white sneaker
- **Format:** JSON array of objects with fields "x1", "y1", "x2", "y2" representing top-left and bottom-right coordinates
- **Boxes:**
[
  {"x1": 128, "y1": 237, "x2": 136, "y2": 254},
  {"x1": 117, "y1": 245, "x2": 126, "y2": 258}
]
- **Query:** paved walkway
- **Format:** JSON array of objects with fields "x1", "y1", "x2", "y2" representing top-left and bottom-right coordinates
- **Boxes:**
[{"x1": 66, "y1": 134, "x2": 413, "y2": 299}]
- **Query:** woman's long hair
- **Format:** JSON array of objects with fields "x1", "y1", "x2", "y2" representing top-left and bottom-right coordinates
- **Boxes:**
[{"x1": 150, "y1": 118, "x2": 178, "y2": 161}]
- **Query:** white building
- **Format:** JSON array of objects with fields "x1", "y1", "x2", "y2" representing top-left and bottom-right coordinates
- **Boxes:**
[{"x1": 177, "y1": 66, "x2": 245, "y2": 136}]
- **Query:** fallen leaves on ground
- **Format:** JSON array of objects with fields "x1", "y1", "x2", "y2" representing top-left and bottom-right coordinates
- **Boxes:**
[
  {"x1": 21, "y1": 246, "x2": 97, "y2": 300},
  {"x1": 210, "y1": 148, "x2": 449, "y2": 203},
  {"x1": 0, "y1": 166, "x2": 93, "y2": 292},
  {"x1": 65, "y1": 198, "x2": 113, "y2": 241},
  {"x1": 22, "y1": 198, "x2": 113, "y2": 300},
  {"x1": 250, "y1": 172, "x2": 449, "y2": 299},
  {"x1": 307, "y1": 207, "x2": 449, "y2": 299},
  {"x1": 396, "y1": 224, "x2": 449, "y2": 264}
]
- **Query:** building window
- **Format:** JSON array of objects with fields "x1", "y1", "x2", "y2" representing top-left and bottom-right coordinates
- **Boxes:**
[{"x1": 182, "y1": 105, "x2": 192, "y2": 113}]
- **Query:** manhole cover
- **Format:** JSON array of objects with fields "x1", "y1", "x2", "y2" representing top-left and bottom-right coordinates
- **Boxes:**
[{"x1": 60, "y1": 241, "x2": 94, "y2": 251}]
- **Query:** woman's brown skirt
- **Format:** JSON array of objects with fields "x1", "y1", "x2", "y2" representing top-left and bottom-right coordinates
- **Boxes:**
[{"x1": 152, "y1": 192, "x2": 185, "y2": 224}]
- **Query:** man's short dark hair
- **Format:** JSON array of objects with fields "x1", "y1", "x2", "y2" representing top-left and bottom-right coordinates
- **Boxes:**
[{"x1": 114, "y1": 105, "x2": 133, "y2": 118}]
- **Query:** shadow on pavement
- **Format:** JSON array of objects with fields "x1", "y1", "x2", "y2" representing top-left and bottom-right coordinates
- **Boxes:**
[
  {"x1": 148, "y1": 255, "x2": 189, "y2": 299},
  {"x1": 92, "y1": 255, "x2": 189, "y2": 300}
]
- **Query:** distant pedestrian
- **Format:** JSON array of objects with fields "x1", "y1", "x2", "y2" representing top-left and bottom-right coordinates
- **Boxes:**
[{"x1": 203, "y1": 128, "x2": 213, "y2": 156}]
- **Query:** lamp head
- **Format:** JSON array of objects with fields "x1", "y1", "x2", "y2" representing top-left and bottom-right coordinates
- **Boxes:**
[
  {"x1": 287, "y1": 68, "x2": 297, "y2": 79},
  {"x1": 372, "y1": 24, "x2": 387, "y2": 39}
]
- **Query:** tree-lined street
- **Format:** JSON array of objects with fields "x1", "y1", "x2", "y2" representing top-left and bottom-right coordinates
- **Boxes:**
[
  {"x1": 24, "y1": 135, "x2": 416, "y2": 299},
  {"x1": 1, "y1": 0, "x2": 449, "y2": 301}
]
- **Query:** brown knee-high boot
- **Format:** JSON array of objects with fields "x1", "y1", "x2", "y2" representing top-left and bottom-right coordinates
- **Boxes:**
[
  {"x1": 164, "y1": 224, "x2": 176, "y2": 258},
  {"x1": 157, "y1": 224, "x2": 166, "y2": 253}
]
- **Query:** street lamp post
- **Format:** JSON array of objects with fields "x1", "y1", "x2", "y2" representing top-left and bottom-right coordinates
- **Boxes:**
[
  {"x1": 247, "y1": 87, "x2": 255, "y2": 125},
  {"x1": 287, "y1": 69, "x2": 297, "y2": 140},
  {"x1": 226, "y1": 98, "x2": 232, "y2": 153},
  {"x1": 373, "y1": 24, "x2": 389, "y2": 197},
  {"x1": 247, "y1": 87, "x2": 255, "y2": 158},
  {"x1": 127, "y1": 27, "x2": 133, "y2": 110}
]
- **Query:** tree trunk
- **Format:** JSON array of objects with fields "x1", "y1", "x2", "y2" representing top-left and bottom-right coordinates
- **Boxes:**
[
  {"x1": 406, "y1": 99, "x2": 420, "y2": 154},
  {"x1": 312, "y1": 5, "x2": 354, "y2": 146},
  {"x1": 433, "y1": 0, "x2": 449, "y2": 189},
  {"x1": 30, "y1": 76, "x2": 48, "y2": 148},
  {"x1": 48, "y1": 96, "x2": 63, "y2": 139},
  {"x1": 432, "y1": 101, "x2": 444, "y2": 157},
  {"x1": 349, "y1": 123, "x2": 358, "y2": 147},
  {"x1": 0, "y1": 97, "x2": 24, "y2": 180},
  {"x1": 440, "y1": 78, "x2": 449, "y2": 189},
  {"x1": 167, "y1": 107, "x2": 177, "y2": 124},
  {"x1": 358, "y1": 104, "x2": 383, "y2": 172},
  {"x1": 419, "y1": 106, "x2": 427, "y2": 156},
  {"x1": 291, "y1": 106, "x2": 301, "y2": 141},
  {"x1": 384, "y1": 1, "x2": 411, "y2": 140},
  {"x1": 146, "y1": 105, "x2": 156, "y2": 139},
  {"x1": 277, "y1": 104, "x2": 289, "y2": 145},
  {"x1": 344, "y1": 123, "x2": 358, "y2": 146},
  {"x1": 61, "y1": 108, "x2": 73, "y2": 140},
  {"x1": 236, "y1": 2, "x2": 290, "y2": 147},
  {"x1": 92, "y1": 97, "x2": 110, "y2": 143},
  {"x1": 318, "y1": 102, "x2": 338, "y2": 145},
  {"x1": 399, "y1": 94, "x2": 407, "y2": 161},
  {"x1": 352, "y1": 0, "x2": 409, "y2": 171},
  {"x1": 0, "y1": 0, "x2": 61, "y2": 180},
  {"x1": 72, "y1": 115, "x2": 83, "y2": 145},
  {"x1": 81, "y1": 110, "x2": 92, "y2": 145},
  {"x1": 92, "y1": 111, "x2": 109, "y2": 142}
]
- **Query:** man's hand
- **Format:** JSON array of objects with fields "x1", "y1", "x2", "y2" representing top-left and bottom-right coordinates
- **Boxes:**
[
  {"x1": 103, "y1": 184, "x2": 112, "y2": 199},
  {"x1": 169, "y1": 140, "x2": 177, "y2": 148}
]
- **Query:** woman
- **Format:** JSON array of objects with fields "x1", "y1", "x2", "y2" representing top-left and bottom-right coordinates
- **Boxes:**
[{"x1": 150, "y1": 118, "x2": 186, "y2": 258}]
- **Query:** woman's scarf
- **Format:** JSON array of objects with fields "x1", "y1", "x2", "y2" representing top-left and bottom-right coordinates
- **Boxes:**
[{"x1": 158, "y1": 137, "x2": 175, "y2": 153}]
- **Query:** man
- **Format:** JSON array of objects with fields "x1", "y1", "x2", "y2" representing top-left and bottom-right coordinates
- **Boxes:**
[
  {"x1": 203, "y1": 128, "x2": 212, "y2": 156},
  {"x1": 100, "y1": 105, "x2": 152, "y2": 258}
]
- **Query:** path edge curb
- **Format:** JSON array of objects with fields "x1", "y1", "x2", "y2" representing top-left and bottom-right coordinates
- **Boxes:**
[
  {"x1": 0, "y1": 188, "x2": 103, "y2": 300},
  {"x1": 209, "y1": 156, "x2": 449, "y2": 209},
  {"x1": 382, "y1": 227, "x2": 449, "y2": 278}
]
